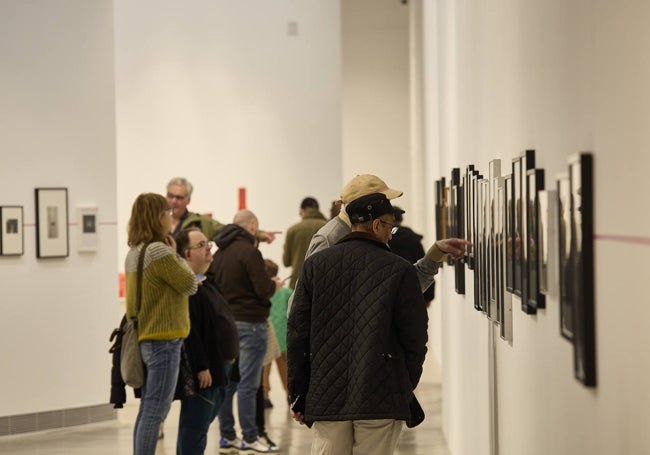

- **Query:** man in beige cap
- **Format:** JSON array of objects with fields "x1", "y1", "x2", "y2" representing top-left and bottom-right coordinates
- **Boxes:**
[{"x1": 296, "y1": 174, "x2": 468, "y2": 299}]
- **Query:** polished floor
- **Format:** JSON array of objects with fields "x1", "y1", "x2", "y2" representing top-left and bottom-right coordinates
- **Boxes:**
[{"x1": 0, "y1": 356, "x2": 450, "y2": 454}]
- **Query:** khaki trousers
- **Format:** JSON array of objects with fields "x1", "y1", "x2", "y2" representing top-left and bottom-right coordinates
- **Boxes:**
[{"x1": 311, "y1": 419, "x2": 403, "y2": 455}]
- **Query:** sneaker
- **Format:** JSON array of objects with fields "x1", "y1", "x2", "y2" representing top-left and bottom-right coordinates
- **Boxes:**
[
  {"x1": 240, "y1": 437, "x2": 280, "y2": 453},
  {"x1": 258, "y1": 433, "x2": 278, "y2": 451},
  {"x1": 219, "y1": 437, "x2": 242, "y2": 454}
]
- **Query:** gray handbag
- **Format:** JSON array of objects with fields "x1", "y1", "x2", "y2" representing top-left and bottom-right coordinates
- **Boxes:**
[{"x1": 120, "y1": 243, "x2": 150, "y2": 388}]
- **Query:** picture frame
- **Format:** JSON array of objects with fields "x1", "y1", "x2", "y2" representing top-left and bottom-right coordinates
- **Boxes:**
[
  {"x1": 472, "y1": 172, "x2": 482, "y2": 311},
  {"x1": 435, "y1": 179, "x2": 445, "y2": 241},
  {"x1": 538, "y1": 189, "x2": 558, "y2": 297},
  {"x1": 557, "y1": 174, "x2": 574, "y2": 341},
  {"x1": 520, "y1": 150, "x2": 536, "y2": 313},
  {"x1": 35, "y1": 188, "x2": 69, "y2": 258},
  {"x1": 498, "y1": 179, "x2": 513, "y2": 343},
  {"x1": 77, "y1": 206, "x2": 98, "y2": 253},
  {"x1": 504, "y1": 174, "x2": 514, "y2": 293},
  {"x1": 526, "y1": 168, "x2": 545, "y2": 312},
  {"x1": 569, "y1": 153, "x2": 596, "y2": 387},
  {"x1": 451, "y1": 168, "x2": 465, "y2": 294},
  {"x1": 0, "y1": 206, "x2": 24, "y2": 256},
  {"x1": 487, "y1": 160, "x2": 501, "y2": 320},
  {"x1": 464, "y1": 164, "x2": 475, "y2": 268},
  {"x1": 512, "y1": 156, "x2": 523, "y2": 297},
  {"x1": 494, "y1": 176, "x2": 505, "y2": 324}
]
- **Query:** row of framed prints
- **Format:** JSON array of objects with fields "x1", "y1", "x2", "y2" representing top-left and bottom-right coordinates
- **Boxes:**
[
  {"x1": 435, "y1": 151, "x2": 596, "y2": 387},
  {"x1": 0, "y1": 188, "x2": 98, "y2": 258}
]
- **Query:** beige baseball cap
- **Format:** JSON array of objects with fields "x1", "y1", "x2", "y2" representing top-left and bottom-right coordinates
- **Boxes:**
[{"x1": 339, "y1": 174, "x2": 403, "y2": 204}]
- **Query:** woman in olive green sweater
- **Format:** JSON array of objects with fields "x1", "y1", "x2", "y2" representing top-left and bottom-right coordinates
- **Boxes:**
[{"x1": 125, "y1": 193, "x2": 197, "y2": 455}]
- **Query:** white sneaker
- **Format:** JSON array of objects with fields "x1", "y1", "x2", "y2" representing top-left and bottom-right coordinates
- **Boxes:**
[
  {"x1": 219, "y1": 437, "x2": 242, "y2": 454},
  {"x1": 240, "y1": 437, "x2": 280, "y2": 453}
]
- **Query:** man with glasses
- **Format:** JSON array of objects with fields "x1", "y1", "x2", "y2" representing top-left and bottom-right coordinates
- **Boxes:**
[
  {"x1": 166, "y1": 177, "x2": 279, "y2": 244},
  {"x1": 287, "y1": 174, "x2": 470, "y2": 314},
  {"x1": 288, "y1": 193, "x2": 465, "y2": 454},
  {"x1": 174, "y1": 228, "x2": 239, "y2": 455}
]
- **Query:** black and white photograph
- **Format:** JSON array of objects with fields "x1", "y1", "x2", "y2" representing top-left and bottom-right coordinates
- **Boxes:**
[
  {"x1": 35, "y1": 188, "x2": 69, "y2": 258},
  {"x1": 77, "y1": 206, "x2": 98, "y2": 253},
  {"x1": 538, "y1": 189, "x2": 558, "y2": 297},
  {"x1": 569, "y1": 153, "x2": 596, "y2": 387},
  {"x1": 505, "y1": 174, "x2": 514, "y2": 293},
  {"x1": 512, "y1": 157, "x2": 523, "y2": 297},
  {"x1": 487, "y1": 160, "x2": 501, "y2": 320},
  {"x1": 0, "y1": 206, "x2": 24, "y2": 256},
  {"x1": 557, "y1": 175, "x2": 573, "y2": 341},
  {"x1": 526, "y1": 168, "x2": 545, "y2": 312}
]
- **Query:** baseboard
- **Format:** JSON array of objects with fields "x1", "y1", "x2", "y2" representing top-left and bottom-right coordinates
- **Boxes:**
[{"x1": 0, "y1": 404, "x2": 116, "y2": 436}]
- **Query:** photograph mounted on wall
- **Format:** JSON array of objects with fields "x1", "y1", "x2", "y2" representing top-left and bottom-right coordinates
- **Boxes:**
[
  {"x1": 0, "y1": 206, "x2": 24, "y2": 256},
  {"x1": 35, "y1": 188, "x2": 69, "y2": 258},
  {"x1": 526, "y1": 168, "x2": 545, "y2": 312},
  {"x1": 569, "y1": 153, "x2": 596, "y2": 387},
  {"x1": 557, "y1": 174, "x2": 574, "y2": 341}
]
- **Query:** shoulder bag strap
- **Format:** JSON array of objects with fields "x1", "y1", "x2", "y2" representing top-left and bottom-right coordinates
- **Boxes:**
[{"x1": 134, "y1": 242, "x2": 152, "y2": 321}]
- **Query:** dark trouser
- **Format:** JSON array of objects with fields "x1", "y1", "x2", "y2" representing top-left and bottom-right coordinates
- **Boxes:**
[{"x1": 177, "y1": 364, "x2": 231, "y2": 455}]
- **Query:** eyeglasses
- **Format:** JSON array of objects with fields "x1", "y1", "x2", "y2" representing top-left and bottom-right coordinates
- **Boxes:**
[
  {"x1": 162, "y1": 208, "x2": 173, "y2": 216},
  {"x1": 187, "y1": 240, "x2": 214, "y2": 251},
  {"x1": 378, "y1": 219, "x2": 399, "y2": 235},
  {"x1": 167, "y1": 192, "x2": 187, "y2": 201}
]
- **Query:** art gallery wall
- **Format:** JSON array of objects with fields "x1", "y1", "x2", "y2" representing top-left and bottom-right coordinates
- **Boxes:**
[
  {"x1": 113, "y1": 0, "x2": 343, "y2": 278},
  {"x1": 0, "y1": 1, "x2": 118, "y2": 415},
  {"x1": 423, "y1": 1, "x2": 650, "y2": 454}
]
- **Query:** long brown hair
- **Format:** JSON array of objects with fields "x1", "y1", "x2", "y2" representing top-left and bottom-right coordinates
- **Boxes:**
[{"x1": 127, "y1": 193, "x2": 169, "y2": 246}]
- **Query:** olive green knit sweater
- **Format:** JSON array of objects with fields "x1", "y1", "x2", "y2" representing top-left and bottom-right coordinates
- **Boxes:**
[{"x1": 124, "y1": 242, "x2": 197, "y2": 341}]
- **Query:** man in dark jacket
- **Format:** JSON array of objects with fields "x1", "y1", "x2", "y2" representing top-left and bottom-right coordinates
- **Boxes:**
[
  {"x1": 208, "y1": 210, "x2": 282, "y2": 453},
  {"x1": 288, "y1": 193, "x2": 454, "y2": 455},
  {"x1": 389, "y1": 206, "x2": 435, "y2": 305},
  {"x1": 283, "y1": 197, "x2": 327, "y2": 289},
  {"x1": 175, "y1": 228, "x2": 239, "y2": 455}
]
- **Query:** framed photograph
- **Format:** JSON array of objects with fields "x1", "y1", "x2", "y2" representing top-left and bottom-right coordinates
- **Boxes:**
[
  {"x1": 538, "y1": 189, "x2": 558, "y2": 297},
  {"x1": 487, "y1": 160, "x2": 501, "y2": 320},
  {"x1": 472, "y1": 172, "x2": 482, "y2": 310},
  {"x1": 0, "y1": 206, "x2": 24, "y2": 256},
  {"x1": 520, "y1": 150, "x2": 536, "y2": 313},
  {"x1": 477, "y1": 178, "x2": 490, "y2": 313},
  {"x1": 35, "y1": 188, "x2": 69, "y2": 258},
  {"x1": 494, "y1": 177, "x2": 505, "y2": 324},
  {"x1": 526, "y1": 168, "x2": 545, "y2": 312},
  {"x1": 77, "y1": 206, "x2": 98, "y2": 253},
  {"x1": 504, "y1": 175, "x2": 514, "y2": 293},
  {"x1": 435, "y1": 179, "x2": 445, "y2": 241},
  {"x1": 451, "y1": 168, "x2": 465, "y2": 294},
  {"x1": 569, "y1": 153, "x2": 596, "y2": 387},
  {"x1": 512, "y1": 157, "x2": 523, "y2": 297},
  {"x1": 557, "y1": 174, "x2": 573, "y2": 341},
  {"x1": 464, "y1": 165, "x2": 475, "y2": 268}
]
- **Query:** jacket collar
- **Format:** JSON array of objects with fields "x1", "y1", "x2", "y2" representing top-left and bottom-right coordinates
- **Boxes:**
[{"x1": 337, "y1": 231, "x2": 391, "y2": 251}]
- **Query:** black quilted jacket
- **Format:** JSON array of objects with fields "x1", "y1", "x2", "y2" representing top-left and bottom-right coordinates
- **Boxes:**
[{"x1": 287, "y1": 232, "x2": 428, "y2": 423}]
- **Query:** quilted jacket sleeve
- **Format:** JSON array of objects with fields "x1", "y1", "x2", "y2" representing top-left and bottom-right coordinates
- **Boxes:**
[
  {"x1": 393, "y1": 266, "x2": 429, "y2": 389},
  {"x1": 286, "y1": 258, "x2": 313, "y2": 409}
]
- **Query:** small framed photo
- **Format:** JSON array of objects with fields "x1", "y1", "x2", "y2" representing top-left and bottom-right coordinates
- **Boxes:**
[
  {"x1": 512, "y1": 157, "x2": 523, "y2": 297},
  {"x1": 451, "y1": 168, "x2": 465, "y2": 294},
  {"x1": 77, "y1": 206, "x2": 98, "y2": 253},
  {"x1": 35, "y1": 188, "x2": 69, "y2": 258},
  {"x1": 526, "y1": 168, "x2": 545, "y2": 312},
  {"x1": 487, "y1": 160, "x2": 501, "y2": 320},
  {"x1": 538, "y1": 189, "x2": 558, "y2": 297},
  {"x1": 504, "y1": 174, "x2": 514, "y2": 293},
  {"x1": 557, "y1": 174, "x2": 574, "y2": 341},
  {"x1": 0, "y1": 206, "x2": 24, "y2": 256},
  {"x1": 569, "y1": 153, "x2": 596, "y2": 387},
  {"x1": 464, "y1": 165, "x2": 475, "y2": 267}
]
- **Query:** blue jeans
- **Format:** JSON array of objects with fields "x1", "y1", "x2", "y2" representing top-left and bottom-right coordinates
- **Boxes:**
[
  {"x1": 134, "y1": 339, "x2": 182, "y2": 455},
  {"x1": 177, "y1": 364, "x2": 232, "y2": 455},
  {"x1": 219, "y1": 321, "x2": 267, "y2": 442}
]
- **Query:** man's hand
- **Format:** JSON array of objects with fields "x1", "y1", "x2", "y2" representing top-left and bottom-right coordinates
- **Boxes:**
[
  {"x1": 436, "y1": 238, "x2": 471, "y2": 260},
  {"x1": 197, "y1": 369, "x2": 212, "y2": 389},
  {"x1": 291, "y1": 410, "x2": 306, "y2": 425},
  {"x1": 260, "y1": 231, "x2": 282, "y2": 243}
]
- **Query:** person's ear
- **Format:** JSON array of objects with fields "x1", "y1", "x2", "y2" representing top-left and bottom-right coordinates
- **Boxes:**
[{"x1": 372, "y1": 219, "x2": 381, "y2": 234}]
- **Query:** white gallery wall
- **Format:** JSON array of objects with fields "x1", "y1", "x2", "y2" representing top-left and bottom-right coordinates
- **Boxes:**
[
  {"x1": 0, "y1": 1, "x2": 117, "y2": 415},
  {"x1": 114, "y1": 0, "x2": 342, "y2": 274},
  {"x1": 423, "y1": 1, "x2": 650, "y2": 454}
]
